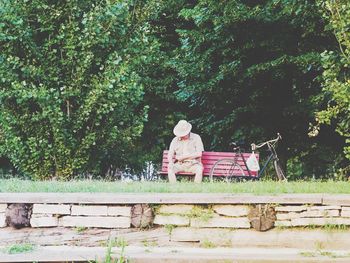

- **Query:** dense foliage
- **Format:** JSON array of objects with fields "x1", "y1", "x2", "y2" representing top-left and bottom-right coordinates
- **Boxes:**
[
  {"x1": 0, "y1": 0, "x2": 159, "y2": 179},
  {"x1": 174, "y1": 1, "x2": 327, "y2": 148},
  {"x1": 0, "y1": 0, "x2": 348, "y2": 179},
  {"x1": 170, "y1": 0, "x2": 347, "y2": 178},
  {"x1": 315, "y1": 0, "x2": 350, "y2": 163}
]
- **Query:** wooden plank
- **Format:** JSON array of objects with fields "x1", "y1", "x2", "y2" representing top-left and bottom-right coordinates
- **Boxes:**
[
  {"x1": 162, "y1": 159, "x2": 255, "y2": 166},
  {"x1": 158, "y1": 172, "x2": 257, "y2": 177},
  {"x1": 160, "y1": 168, "x2": 257, "y2": 175},
  {"x1": 0, "y1": 193, "x2": 324, "y2": 204},
  {"x1": 1, "y1": 245, "x2": 349, "y2": 263},
  {"x1": 161, "y1": 150, "x2": 259, "y2": 177},
  {"x1": 0, "y1": 246, "x2": 108, "y2": 262},
  {"x1": 322, "y1": 195, "x2": 350, "y2": 206},
  {"x1": 0, "y1": 227, "x2": 170, "y2": 248},
  {"x1": 171, "y1": 228, "x2": 350, "y2": 250},
  {"x1": 160, "y1": 168, "x2": 258, "y2": 177},
  {"x1": 162, "y1": 152, "x2": 257, "y2": 159},
  {"x1": 163, "y1": 151, "x2": 256, "y2": 158},
  {"x1": 2, "y1": 227, "x2": 350, "y2": 252}
]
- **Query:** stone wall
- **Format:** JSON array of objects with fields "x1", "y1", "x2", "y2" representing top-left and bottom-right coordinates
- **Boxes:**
[
  {"x1": 29, "y1": 204, "x2": 130, "y2": 228},
  {"x1": 0, "y1": 204, "x2": 6, "y2": 227},
  {"x1": 1, "y1": 202, "x2": 350, "y2": 230},
  {"x1": 275, "y1": 205, "x2": 350, "y2": 227},
  {"x1": 153, "y1": 204, "x2": 350, "y2": 229},
  {"x1": 153, "y1": 205, "x2": 251, "y2": 228}
]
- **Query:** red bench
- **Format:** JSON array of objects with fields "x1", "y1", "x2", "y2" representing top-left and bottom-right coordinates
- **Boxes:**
[{"x1": 159, "y1": 150, "x2": 259, "y2": 178}]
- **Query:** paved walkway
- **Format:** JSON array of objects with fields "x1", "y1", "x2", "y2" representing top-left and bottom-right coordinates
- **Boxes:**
[
  {"x1": 1, "y1": 227, "x2": 350, "y2": 250},
  {"x1": 0, "y1": 245, "x2": 349, "y2": 262}
]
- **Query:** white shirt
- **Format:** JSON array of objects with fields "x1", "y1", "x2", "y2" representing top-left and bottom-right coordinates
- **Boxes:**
[{"x1": 168, "y1": 133, "x2": 204, "y2": 163}]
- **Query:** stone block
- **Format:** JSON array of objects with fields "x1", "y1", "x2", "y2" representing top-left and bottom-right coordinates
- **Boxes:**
[
  {"x1": 191, "y1": 215, "x2": 250, "y2": 228},
  {"x1": 153, "y1": 215, "x2": 189, "y2": 226},
  {"x1": 276, "y1": 212, "x2": 300, "y2": 220},
  {"x1": 299, "y1": 210, "x2": 339, "y2": 218},
  {"x1": 333, "y1": 218, "x2": 350, "y2": 225},
  {"x1": 274, "y1": 220, "x2": 292, "y2": 227},
  {"x1": 59, "y1": 216, "x2": 130, "y2": 228},
  {"x1": 158, "y1": 205, "x2": 194, "y2": 215},
  {"x1": 274, "y1": 206, "x2": 307, "y2": 212},
  {"x1": 291, "y1": 218, "x2": 327, "y2": 226},
  {"x1": 277, "y1": 209, "x2": 340, "y2": 221},
  {"x1": 341, "y1": 210, "x2": 350, "y2": 217},
  {"x1": 0, "y1": 213, "x2": 6, "y2": 227},
  {"x1": 308, "y1": 206, "x2": 341, "y2": 211},
  {"x1": 32, "y1": 204, "x2": 71, "y2": 215},
  {"x1": 291, "y1": 217, "x2": 350, "y2": 227},
  {"x1": 212, "y1": 205, "x2": 249, "y2": 217},
  {"x1": 107, "y1": 206, "x2": 131, "y2": 217},
  {"x1": 342, "y1": 206, "x2": 350, "y2": 211},
  {"x1": 30, "y1": 216, "x2": 58, "y2": 227},
  {"x1": 71, "y1": 205, "x2": 108, "y2": 216},
  {"x1": 32, "y1": 213, "x2": 54, "y2": 218},
  {"x1": 0, "y1": 204, "x2": 7, "y2": 213}
]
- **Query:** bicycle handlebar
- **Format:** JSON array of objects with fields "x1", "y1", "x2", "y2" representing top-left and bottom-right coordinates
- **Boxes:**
[
  {"x1": 230, "y1": 141, "x2": 246, "y2": 151},
  {"x1": 251, "y1": 133, "x2": 282, "y2": 151}
]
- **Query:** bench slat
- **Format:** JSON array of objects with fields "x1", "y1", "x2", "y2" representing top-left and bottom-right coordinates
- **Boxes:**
[
  {"x1": 160, "y1": 151, "x2": 259, "y2": 177},
  {"x1": 163, "y1": 159, "x2": 250, "y2": 166},
  {"x1": 162, "y1": 152, "x2": 253, "y2": 158}
]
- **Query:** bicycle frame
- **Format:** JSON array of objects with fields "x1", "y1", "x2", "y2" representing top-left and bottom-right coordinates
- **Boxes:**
[
  {"x1": 257, "y1": 148, "x2": 276, "y2": 178},
  {"x1": 233, "y1": 134, "x2": 282, "y2": 179}
]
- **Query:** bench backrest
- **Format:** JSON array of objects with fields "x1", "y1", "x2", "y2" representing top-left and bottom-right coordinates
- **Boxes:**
[{"x1": 160, "y1": 150, "x2": 259, "y2": 177}]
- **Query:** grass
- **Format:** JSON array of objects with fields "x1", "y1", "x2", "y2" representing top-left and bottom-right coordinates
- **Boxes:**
[
  {"x1": 141, "y1": 239, "x2": 157, "y2": 248},
  {"x1": 3, "y1": 243, "x2": 36, "y2": 254},
  {"x1": 115, "y1": 237, "x2": 128, "y2": 248},
  {"x1": 299, "y1": 240, "x2": 350, "y2": 259},
  {"x1": 300, "y1": 250, "x2": 350, "y2": 259},
  {"x1": 300, "y1": 251, "x2": 317, "y2": 257},
  {"x1": 200, "y1": 239, "x2": 217, "y2": 248},
  {"x1": 74, "y1": 226, "x2": 88, "y2": 233},
  {"x1": 164, "y1": 224, "x2": 176, "y2": 236},
  {"x1": 323, "y1": 224, "x2": 350, "y2": 232},
  {"x1": 0, "y1": 178, "x2": 349, "y2": 194},
  {"x1": 96, "y1": 238, "x2": 127, "y2": 263},
  {"x1": 141, "y1": 239, "x2": 157, "y2": 254},
  {"x1": 188, "y1": 206, "x2": 214, "y2": 222}
]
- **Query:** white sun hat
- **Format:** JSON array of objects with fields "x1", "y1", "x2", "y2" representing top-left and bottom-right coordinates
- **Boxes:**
[{"x1": 173, "y1": 120, "x2": 192, "y2": 137}]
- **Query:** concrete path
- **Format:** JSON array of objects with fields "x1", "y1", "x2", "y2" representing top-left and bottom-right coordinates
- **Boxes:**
[
  {"x1": 1, "y1": 245, "x2": 350, "y2": 262},
  {"x1": 2, "y1": 227, "x2": 350, "y2": 250}
]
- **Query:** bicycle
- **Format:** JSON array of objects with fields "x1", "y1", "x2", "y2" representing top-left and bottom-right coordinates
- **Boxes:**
[{"x1": 209, "y1": 133, "x2": 287, "y2": 182}]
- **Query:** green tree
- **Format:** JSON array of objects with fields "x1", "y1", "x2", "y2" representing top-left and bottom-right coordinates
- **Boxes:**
[
  {"x1": 172, "y1": 0, "x2": 343, "y2": 177},
  {"x1": 316, "y1": 1, "x2": 350, "y2": 163},
  {"x1": 129, "y1": 0, "x2": 195, "y2": 173},
  {"x1": 0, "y1": 0, "x2": 157, "y2": 179}
]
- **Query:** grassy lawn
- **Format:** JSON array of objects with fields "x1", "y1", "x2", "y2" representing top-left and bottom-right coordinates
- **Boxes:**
[{"x1": 0, "y1": 178, "x2": 349, "y2": 194}]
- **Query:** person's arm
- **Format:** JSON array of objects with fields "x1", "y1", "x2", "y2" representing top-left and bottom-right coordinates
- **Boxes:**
[
  {"x1": 177, "y1": 135, "x2": 204, "y2": 161},
  {"x1": 168, "y1": 139, "x2": 176, "y2": 165},
  {"x1": 176, "y1": 152, "x2": 202, "y2": 161}
]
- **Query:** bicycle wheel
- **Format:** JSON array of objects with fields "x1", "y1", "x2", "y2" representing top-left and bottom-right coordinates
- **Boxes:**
[
  {"x1": 209, "y1": 159, "x2": 245, "y2": 182},
  {"x1": 273, "y1": 160, "x2": 287, "y2": 181}
]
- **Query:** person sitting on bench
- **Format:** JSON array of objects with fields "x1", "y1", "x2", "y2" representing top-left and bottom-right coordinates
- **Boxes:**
[{"x1": 167, "y1": 120, "x2": 204, "y2": 183}]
